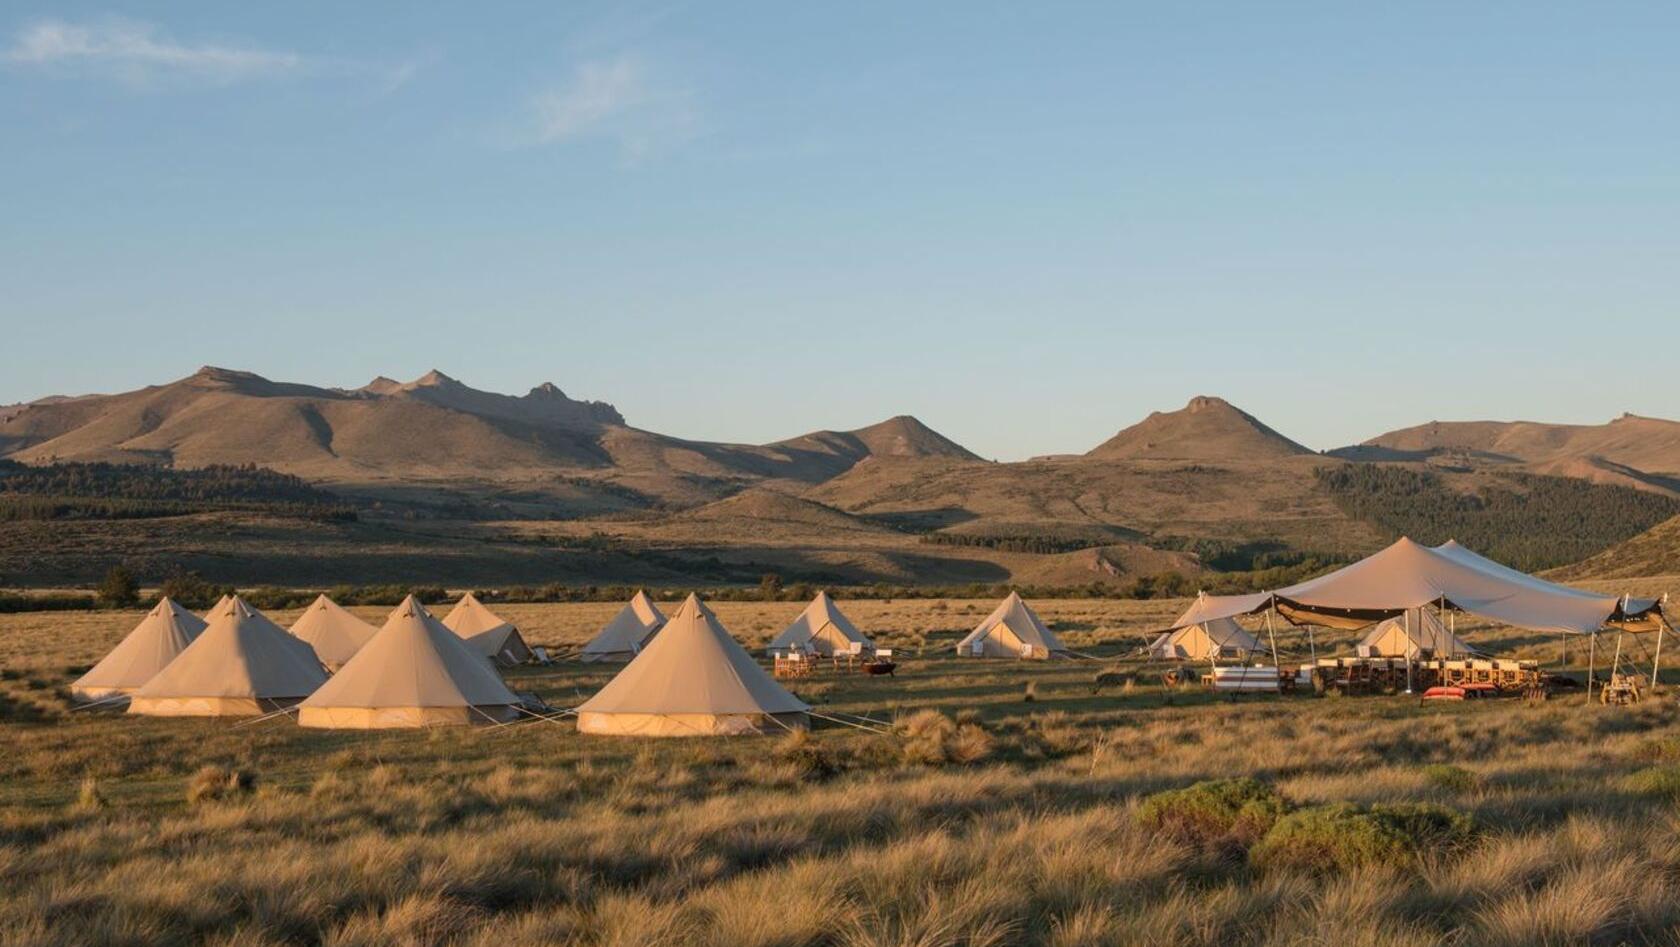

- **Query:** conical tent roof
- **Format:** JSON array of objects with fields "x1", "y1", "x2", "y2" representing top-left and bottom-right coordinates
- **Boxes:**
[
  {"x1": 130, "y1": 596, "x2": 327, "y2": 716},
  {"x1": 1148, "y1": 616, "x2": 1262, "y2": 661},
  {"x1": 580, "y1": 591, "x2": 668, "y2": 662},
  {"x1": 203, "y1": 595, "x2": 234, "y2": 621},
  {"x1": 956, "y1": 592, "x2": 1068, "y2": 658},
  {"x1": 299, "y1": 595, "x2": 520, "y2": 728},
  {"x1": 288, "y1": 595, "x2": 378, "y2": 671},
  {"x1": 768, "y1": 592, "x2": 874, "y2": 656},
  {"x1": 71, "y1": 597, "x2": 207, "y2": 701},
  {"x1": 442, "y1": 592, "x2": 531, "y2": 664},
  {"x1": 1357, "y1": 608, "x2": 1474, "y2": 659},
  {"x1": 577, "y1": 594, "x2": 809, "y2": 736}
]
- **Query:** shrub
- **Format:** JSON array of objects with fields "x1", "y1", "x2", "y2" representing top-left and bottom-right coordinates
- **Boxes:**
[
  {"x1": 1136, "y1": 777, "x2": 1286, "y2": 853},
  {"x1": 96, "y1": 566, "x2": 139, "y2": 609},
  {"x1": 186, "y1": 765, "x2": 256, "y2": 805},
  {"x1": 1623, "y1": 764, "x2": 1680, "y2": 799},
  {"x1": 1250, "y1": 802, "x2": 1474, "y2": 874},
  {"x1": 1421, "y1": 763, "x2": 1481, "y2": 794}
]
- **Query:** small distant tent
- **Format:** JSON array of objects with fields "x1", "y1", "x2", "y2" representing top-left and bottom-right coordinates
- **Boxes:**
[
  {"x1": 441, "y1": 592, "x2": 533, "y2": 666},
  {"x1": 129, "y1": 596, "x2": 327, "y2": 716},
  {"x1": 576, "y1": 594, "x2": 810, "y2": 736},
  {"x1": 1357, "y1": 608, "x2": 1474, "y2": 659},
  {"x1": 298, "y1": 594, "x2": 521, "y2": 728},
  {"x1": 956, "y1": 592, "x2": 1070, "y2": 659},
  {"x1": 579, "y1": 591, "x2": 668, "y2": 663},
  {"x1": 71, "y1": 597, "x2": 207, "y2": 701},
  {"x1": 768, "y1": 591, "x2": 874, "y2": 657},
  {"x1": 288, "y1": 595, "x2": 378, "y2": 672},
  {"x1": 1148, "y1": 610, "x2": 1262, "y2": 662}
]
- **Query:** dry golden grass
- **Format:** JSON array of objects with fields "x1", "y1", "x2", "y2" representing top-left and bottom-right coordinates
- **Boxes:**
[{"x1": 3, "y1": 595, "x2": 1680, "y2": 945}]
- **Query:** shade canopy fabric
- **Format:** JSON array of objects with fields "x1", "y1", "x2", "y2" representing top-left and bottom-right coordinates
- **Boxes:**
[
  {"x1": 442, "y1": 592, "x2": 533, "y2": 666},
  {"x1": 577, "y1": 594, "x2": 809, "y2": 736},
  {"x1": 130, "y1": 596, "x2": 327, "y2": 716},
  {"x1": 1356, "y1": 607, "x2": 1475, "y2": 659},
  {"x1": 768, "y1": 592, "x2": 874, "y2": 657},
  {"x1": 1153, "y1": 538, "x2": 1663, "y2": 637},
  {"x1": 298, "y1": 594, "x2": 520, "y2": 728},
  {"x1": 955, "y1": 592, "x2": 1069, "y2": 658},
  {"x1": 1148, "y1": 597, "x2": 1262, "y2": 661},
  {"x1": 580, "y1": 591, "x2": 668, "y2": 663},
  {"x1": 288, "y1": 595, "x2": 378, "y2": 671},
  {"x1": 71, "y1": 597, "x2": 207, "y2": 701}
]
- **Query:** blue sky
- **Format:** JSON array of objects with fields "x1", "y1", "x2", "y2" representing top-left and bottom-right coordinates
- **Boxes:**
[{"x1": 2, "y1": 2, "x2": 1676, "y2": 460}]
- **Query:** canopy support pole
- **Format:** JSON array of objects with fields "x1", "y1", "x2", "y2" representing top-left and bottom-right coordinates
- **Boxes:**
[
  {"x1": 1587, "y1": 632, "x2": 1596, "y2": 707},
  {"x1": 1265, "y1": 608, "x2": 1281, "y2": 689},
  {"x1": 1404, "y1": 609, "x2": 1413, "y2": 694},
  {"x1": 1306, "y1": 624, "x2": 1317, "y2": 662},
  {"x1": 1653, "y1": 619, "x2": 1668, "y2": 692}
]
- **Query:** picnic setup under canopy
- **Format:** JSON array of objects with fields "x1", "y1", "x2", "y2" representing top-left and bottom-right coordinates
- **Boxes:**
[{"x1": 1148, "y1": 537, "x2": 1670, "y2": 700}]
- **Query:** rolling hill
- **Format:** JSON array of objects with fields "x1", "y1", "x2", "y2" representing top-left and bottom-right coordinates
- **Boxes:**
[
  {"x1": 5, "y1": 369, "x2": 1679, "y2": 587},
  {"x1": 1087, "y1": 396, "x2": 1313, "y2": 461},
  {"x1": 1333, "y1": 413, "x2": 1680, "y2": 495}
]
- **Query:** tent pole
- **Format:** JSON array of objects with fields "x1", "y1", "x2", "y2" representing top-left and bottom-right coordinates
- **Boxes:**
[
  {"x1": 1306, "y1": 624, "x2": 1317, "y2": 662},
  {"x1": 1612, "y1": 630, "x2": 1626, "y2": 697},
  {"x1": 1653, "y1": 619, "x2": 1667, "y2": 692},
  {"x1": 1404, "y1": 610, "x2": 1413, "y2": 694},
  {"x1": 1265, "y1": 608, "x2": 1281, "y2": 690},
  {"x1": 1587, "y1": 632, "x2": 1596, "y2": 707}
]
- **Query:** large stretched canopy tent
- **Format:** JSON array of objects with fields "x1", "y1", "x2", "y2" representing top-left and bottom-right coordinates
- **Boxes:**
[
  {"x1": 768, "y1": 592, "x2": 875, "y2": 657},
  {"x1": 1148, "y1": 596, "x2": 1262, "y2": 661},
  {"x1": 288, "y1": 595, "x2": 378, "y2": 672},
  {"x1": 130, "y1": 596, "x2": 327, "y2": 716},
  {"x1": 442, "y1": 592, "x2": 534, "y2": 666},
  {"x1": 579, "y1": 591, "x2": 668, "y2": 663},
  {"x1": 576, "y1": 594, "x2": 810, "y2": 737},
  {"x1": 298, "y1": 595, "x2": 521, "y2": 728},
  {"x1": 71, "y1": 597, "x2": 207, "y2": 701},
  {"x1": 1152, "y1": 538, "x2": 1665, "y2": 637},
  {"x1": 956, "y1": 592, "x2": 1070, "y2": 659},
  {"x1": 1357, "y1": 607, "x2": 1475, "y2": 659}
]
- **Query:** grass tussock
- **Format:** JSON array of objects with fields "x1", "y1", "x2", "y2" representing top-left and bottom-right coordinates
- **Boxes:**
[{"x1": 186, "y1": 766, "x2": 256, "y2": 806}]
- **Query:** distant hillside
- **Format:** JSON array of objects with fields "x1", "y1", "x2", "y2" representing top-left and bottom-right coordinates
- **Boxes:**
[
  {"x1": 0, "y1": 367, "x2": 978, "y2": 513},
  {"x1": 1315, "y1": 464, "x2": 1680, "y2": 571},
  {"x1": 1550, "y1": 514, "x2": 1680, "y2": 581},
  {"x1": 1334, "y1": 413, "x2": 1680, "y2": 496},
  {"x1": 1087, "y1": 396, "x2": 1313, "y2": 461}
]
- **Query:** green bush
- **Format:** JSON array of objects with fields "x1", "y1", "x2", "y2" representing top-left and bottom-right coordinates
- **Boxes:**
[
  {"x1": 1250, "y1": 802, "x2": 1474, "y2": 874},
  {"x1": 1623, "y1": 764, "x2": 1680, "y2": 799},
  {"x1": 1421, "y1": 763, "x2": 1481, "y2": 794},
  {"x1": 1136, "y1": 778, "x2": 1286, "y2": 852}
]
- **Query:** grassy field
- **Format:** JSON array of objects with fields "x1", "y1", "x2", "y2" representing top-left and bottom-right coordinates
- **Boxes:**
[{"x1": 4, "y1": 593, "x2": 1680, "y2": 945}]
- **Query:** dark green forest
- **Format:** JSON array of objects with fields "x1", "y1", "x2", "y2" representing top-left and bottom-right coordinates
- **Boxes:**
[
  {"x1": 0, "y1": 461, "x2": 355, "y2": 522},
  {"x1": 1314, "y1": 465, "x2": 1680, "y2": 571}
]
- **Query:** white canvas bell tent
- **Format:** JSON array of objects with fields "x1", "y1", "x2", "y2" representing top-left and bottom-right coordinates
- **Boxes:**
[
  {"x1": 955, "y1": 592, "x2": 1070, "y2": 659},
  {"x1": 1147, "y1": 604, "x2": 1262, "y2": 662},
  {"x1": 288, "y1": 595, "x2": 378, "y2": 672},
  {"x1": 767, "y1": 591, "x2": 874, "y2": 657},
  {"x1": 129, "y1": 595, "x2": 327, "y2": 717},
  {"x1": 579, "y1": 591, "x2": 667, "y2": 663},
  {"x1": 297, "y1": 594, "x2": 521, "y2": 728},
  {"x1": 1356, "y1": 607, "x2": 1474, "y2": 659},
  {"x1": 576, "y1": 594, "x2": 810, "y2": 737},
  {"x1": 71, "y1": 597, "x2": 207, "y2": 701},
  {"x1": 441, "y1": 592, "x2": 534, "y2": 666}
]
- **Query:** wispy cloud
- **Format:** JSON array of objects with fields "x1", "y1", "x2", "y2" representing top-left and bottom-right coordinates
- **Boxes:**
[
  {"x1": 4, "y1": 18, "x2": 302, "y2": 85},
  {"x1": 531, "y1": 55, "x2": 697, "y2": 157}
]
